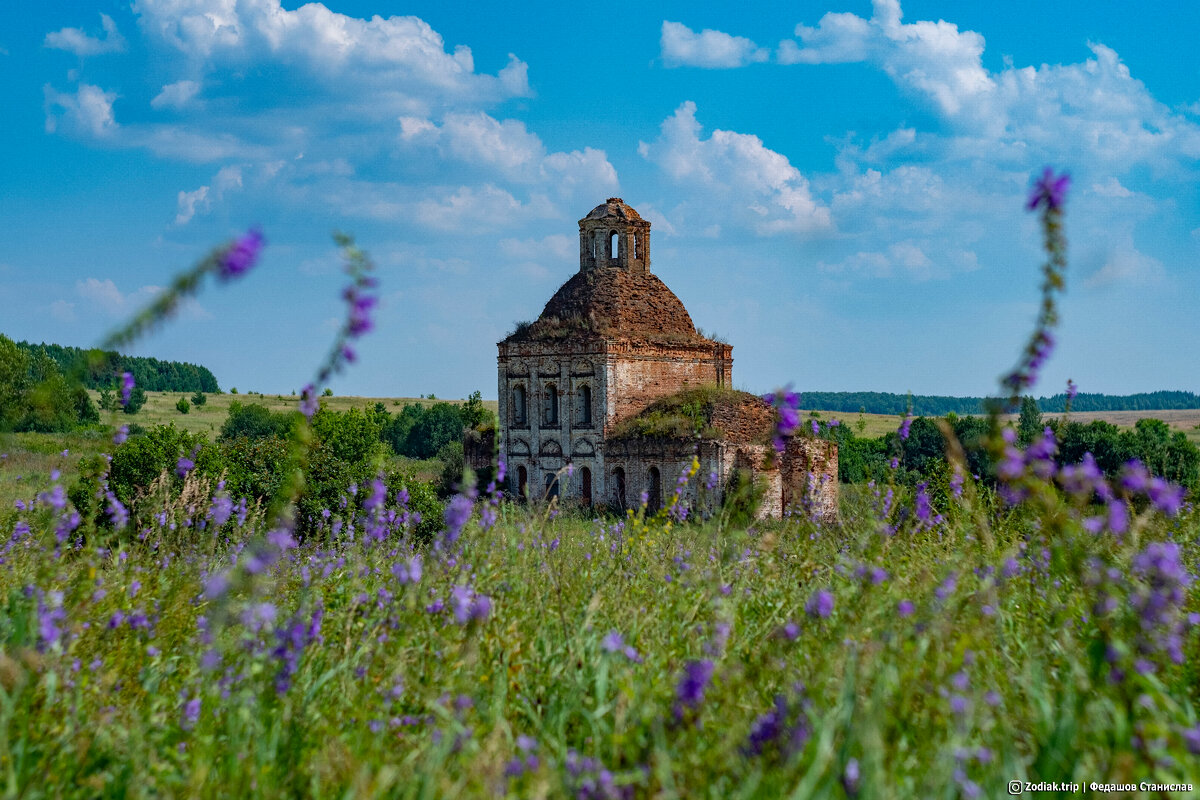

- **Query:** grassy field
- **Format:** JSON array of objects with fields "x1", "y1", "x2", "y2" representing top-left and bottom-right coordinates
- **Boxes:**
[
  {"x1": 0, "y1": 444, "x2": 1197, "y2": 796},
  {"x1": 804, "y1": 406, "x2": 1200, "y2": 444}
]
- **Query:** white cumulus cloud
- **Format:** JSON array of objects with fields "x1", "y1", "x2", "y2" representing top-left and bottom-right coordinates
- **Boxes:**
[
  {"x1": 151, "y1": 80, "x2": 202, "y2": 110},
  {"x1": 639, "y1": 101, "x2": 830, "y2": 236},
  {"x1": 661, "y1": 21, "x2": 769, "y2": 68},
  {"x1": 44, "y1": 13, "x2": 127, "y2": 56},
  {"x1": 43, "y1": 83, "x2": 119, "y2": 137}
]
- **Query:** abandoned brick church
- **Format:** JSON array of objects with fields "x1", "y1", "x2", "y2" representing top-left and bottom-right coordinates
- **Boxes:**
[{"x1": 497, "y1": 198, "x2": 838, "y2": 519}]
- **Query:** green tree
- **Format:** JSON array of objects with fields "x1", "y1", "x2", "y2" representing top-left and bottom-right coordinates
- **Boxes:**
[
  {"x1": 1017, "y1": 395, "x2": 1043, "y2": 445},
  {"x1": 191, "y1": 390, "x2": 207, "y2": 406},
  {"x1": 122, "y1": 385, "x2": 147, "y2": 415},
  {"x1": 176, "y1": 396, "x2": 191, "y2": 414}
]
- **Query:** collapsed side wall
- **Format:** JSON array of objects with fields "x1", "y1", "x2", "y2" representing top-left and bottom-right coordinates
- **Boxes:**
[{"x1": 782, "y1": 438, "x2": 840, "y2": 522}]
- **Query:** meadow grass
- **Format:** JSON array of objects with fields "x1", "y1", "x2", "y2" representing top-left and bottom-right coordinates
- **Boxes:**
[{"x1": 0, "y1": 466, "x2": 1196, "y2": 798}]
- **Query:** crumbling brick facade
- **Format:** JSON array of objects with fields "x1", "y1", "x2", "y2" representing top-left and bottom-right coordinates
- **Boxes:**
[{"x1": 497, "y1": 198, "x2": 837, "y2": 520}]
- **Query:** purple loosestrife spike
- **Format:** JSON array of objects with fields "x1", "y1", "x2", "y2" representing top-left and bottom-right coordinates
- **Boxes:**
[
  {"x1": 218, "y1": 227, "x2": 264, "y2": 279},
  {"x1": 176, "y1": 456, "x2": 195, "y2": 478},
  {"x1": 1027, "y1": 167, "x2": 1071, "y2": 211},
  {"x1": 120, "y1": 372, "x2": 134, "y2": 406}
]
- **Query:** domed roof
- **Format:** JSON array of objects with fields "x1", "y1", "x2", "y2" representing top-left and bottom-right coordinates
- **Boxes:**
[
  {"x1": 507, "y1": 267, "x2": 702, "y2": 343},
  {"x1": 583, "y1": 197, "x2": 645, "y2": 223}
]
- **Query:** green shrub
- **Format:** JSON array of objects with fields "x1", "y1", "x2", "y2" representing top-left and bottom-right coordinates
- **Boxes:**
[
  {"x1": 176, "y1": 396, "x2": 190, "y2": 414},
  {"x1": 437, "y1": 440, "x2": 465, "y2": 496},
  {"x1": 219, "y1": 401, "x2": 293, "y2": 442},
  {"x1": 108, "y1": 424, "x2": 222, "y2": 507},
  {"x1": 191, "y1": 390, "x2": 207, "y2": 406},
  {"x1": 221, "y1": 435, "x2": 291, "y2": 503}
]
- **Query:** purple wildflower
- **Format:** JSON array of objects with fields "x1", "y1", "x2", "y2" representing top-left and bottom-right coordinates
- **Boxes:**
[
  {"x1": 449, "y1": 585, "x2": 491, "y2": 625},
  {"x1": 915, "y1": 483, "x2": 932, "y2": 524},
  {"x1": 1131, "y1": 542, "x2": 1192, "y2": 665},
  {"x1": 673, "y1": 659, "x2": 714, "y2": 722},
  {"x1": 36, "y1": 591, "x2": 67, "y2": 652},
  {"x1": 218, "y1": 227, "x2": 264, "y2": 279},
  {"x1": 120, "y1": 372, "x2": 134, "y2": 407},
  {"x1": 182, "y1": 696, "x2": 201, "y2": 730},
  {"x1": 298, "y1": 384, "x2": 320, "y2": 420},
  {"x1": 271, "y1": 606, "x2": 323, "y2": 694},
  {"x1": 805, "y1": 589, "x2": 834, "y2": 620},
  {"x1": 842, "y1": 759, "x2": 861, "y2": 797},
  {"x1": 1027, "y1": 167, "x2": 1071, "y2": 212},
  {"x1": 442, "y1": 494, "x2": 473, "y2": 548},
  {"x1": 209, "y1": 492, "x2": 234, "y2": 527},
  {"x1": 1181, "y1": 723, "x2": 1200, "y2": 756},
  {"x1": 176, "y1": 456, "x2": 195, "y2": 478},
  {"x1": 113, "y1": 425, "x2": 129, "y2": 445},
  {"x1": 763, "y1": 386, "x2": 801, "y2": 452}
]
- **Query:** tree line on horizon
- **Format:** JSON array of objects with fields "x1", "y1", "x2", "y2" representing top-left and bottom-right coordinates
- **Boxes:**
[
  {"x1": 13, "y1": 339, "x2": 220, "y2": 394},
  {"x1": 802, "y1": 389, "x2": 1200, "y2": 416}
]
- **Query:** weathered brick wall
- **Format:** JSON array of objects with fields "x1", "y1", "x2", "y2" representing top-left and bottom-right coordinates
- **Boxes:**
[
  {"x1": 463, "y1": 426, "x2": 496, "y2": 472},
  {"x1": 782, "y1": 438, "x2": 840, "y2": 522},
  {"x1": 710, "y1": 395, "x2": 774, "y2": 443},
  {"x1": 606, "y1": 341, "x2": 733, "y2": 428}
]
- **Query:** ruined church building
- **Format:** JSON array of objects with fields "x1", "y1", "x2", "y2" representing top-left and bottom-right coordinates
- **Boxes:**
[{"x1": 497, "y1": 198, "x2": 838, "y2": 519}]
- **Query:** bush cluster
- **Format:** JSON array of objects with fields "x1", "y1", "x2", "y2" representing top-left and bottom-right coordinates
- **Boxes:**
[{"x1": 95, "y1": 401, "x2": 447, "y2": 542}]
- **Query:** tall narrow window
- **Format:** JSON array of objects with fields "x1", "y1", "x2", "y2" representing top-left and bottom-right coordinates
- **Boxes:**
[
  {"x1": 581, "y1": 466, "x2": 592, "y2": 505},
  {"x1": 517, "y1": 466, "x2": 528, "y2": 498},
  {"x1": 544, "y1": 384, "x2": 558, "y2": 425},
  {"x1": 610, "y1": 231, "x2": 618, "y2": 262},
  {"x1": 545, "y1": 473, "x2": 559, "y2": 500},
  {"x1": 513, "y1": 385, "x2": 526, "y2": 425},
  {"x1": 589, "y1": 230, "x2": 597, "y2": 259},
  {"x1": 634, "y1": 234, "x2": 640, "y2": 260},
  {"x1": 647, "y1": 467, "x2": 661, "y2": 514},
  {"x1": 579, "y1": 385, "x2": 592, "y2": 425},
  {"x1": 613, "y1": 467, "x2": 626, "y2": 509}
]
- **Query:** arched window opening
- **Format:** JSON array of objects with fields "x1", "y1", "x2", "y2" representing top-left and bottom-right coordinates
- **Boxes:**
[
  {"x1": 634, "y1": 234, "x2": 641, "y2": 260},
  {"x1": 581, "y1": 466, "x2": 592, "y2": 505},
  {"x1": 545, "y1": 473, "x2": 560, "y2": 500},
  {"x1": 579, "y1": 385, "x2": 592, "y2": 425},
  {"x1": 513, "y1": 385, "x2": 526, "y2": 425},
  {"x1": 544, "y1": 384, "x2": 558, "y2": 425},
  {"x1": 613, "y1": 467, "x2": 626, "y2": 509},
  {"x1": 610, "y1": 230, "x2": 619, "y2": 262},
  {"x1": 647, "y1": 467, "x2": 662, "y2": 514},
  {"x1": 517, "y1": 465, "x2": 528, "y2": 499}
]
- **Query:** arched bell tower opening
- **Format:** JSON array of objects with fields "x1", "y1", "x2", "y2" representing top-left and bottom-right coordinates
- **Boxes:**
[{"x1": 578, "y1": 197, "x2": 651, "y2": 274}]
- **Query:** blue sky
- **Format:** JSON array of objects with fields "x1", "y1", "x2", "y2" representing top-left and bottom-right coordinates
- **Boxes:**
[{"x1": 2, "y1": 1, "x2": 1199, "y2": 400}]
